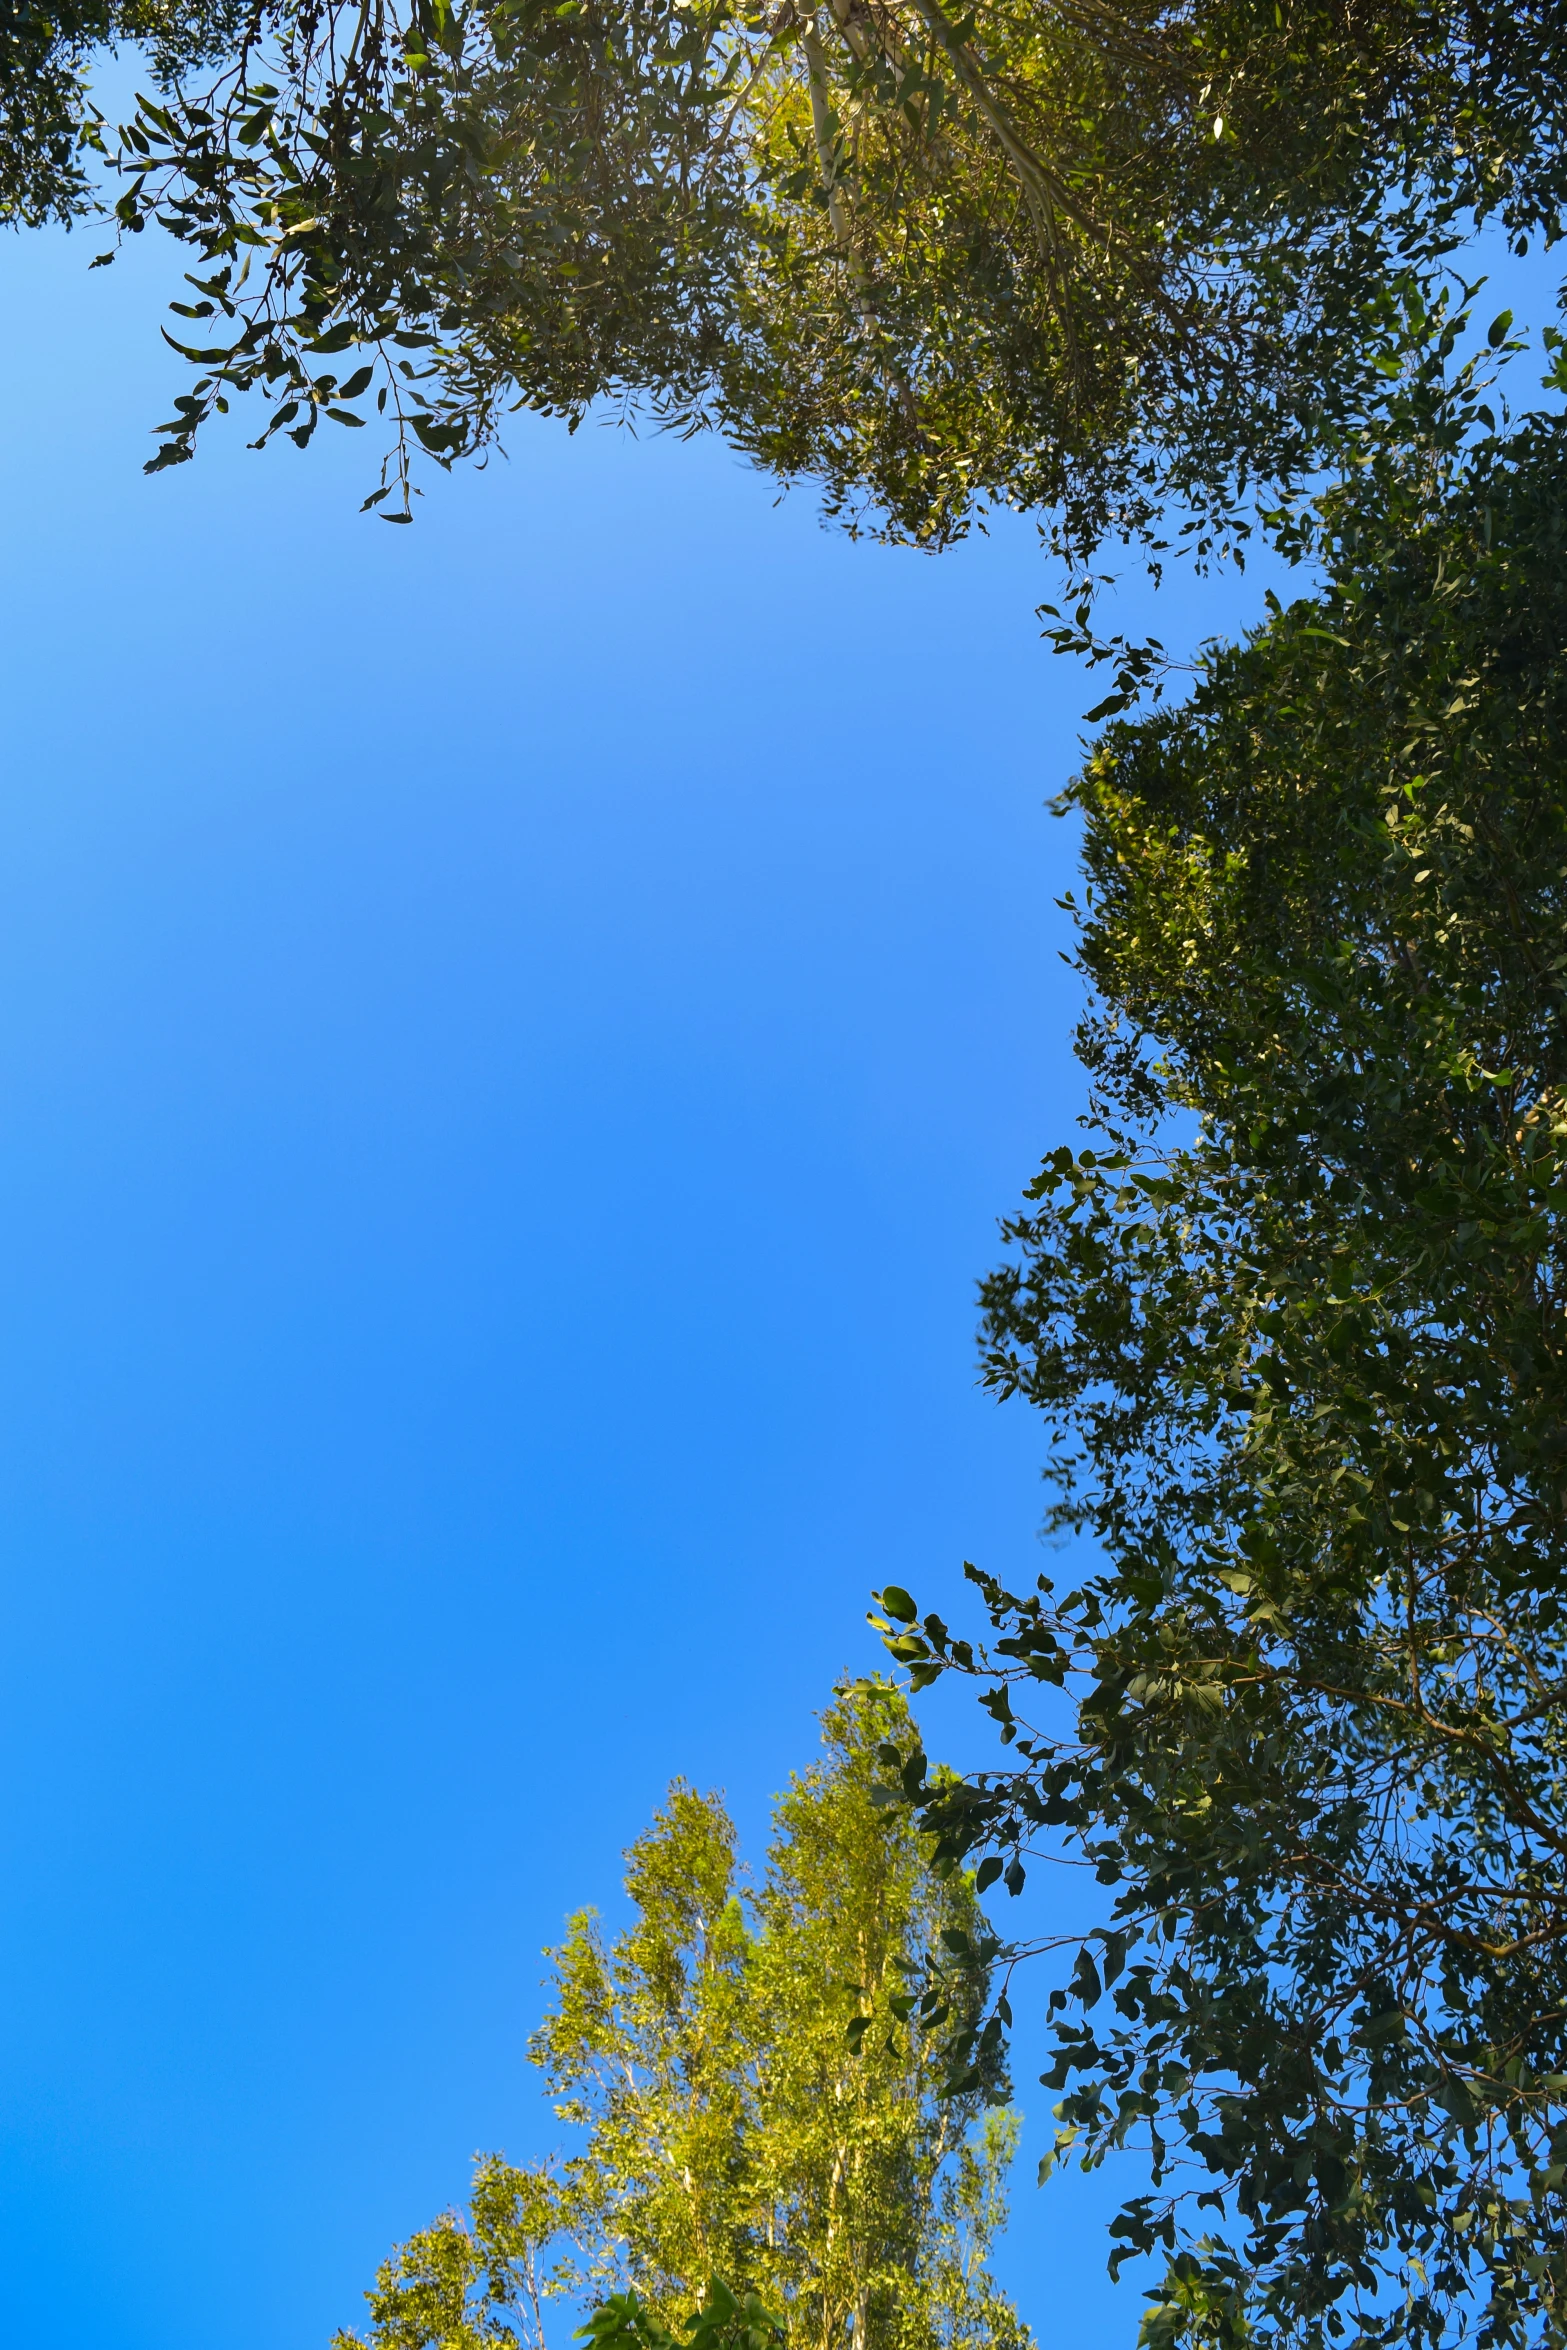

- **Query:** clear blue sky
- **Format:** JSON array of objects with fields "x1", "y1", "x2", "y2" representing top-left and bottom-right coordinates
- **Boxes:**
[{"x1": 2, "y1": 191, "x2": 1534, "y2": 2350}]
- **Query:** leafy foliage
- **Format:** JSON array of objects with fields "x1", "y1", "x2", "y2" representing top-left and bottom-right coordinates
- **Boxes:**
[
  {"x1": 335, "y1": 1685, "x2": 1027, "y2": 2350},
  {"x1": 108, "y1": 0, "x2": 753, "y2": 511},
  {"x1": 0, "y1": 0, "x2": 245, "y2": 223},
  {"x1": 870, "y1": 410, "x2": 1567, "y2": 2347},
  {"x1": 75, "y1": 0, "x2": 1567, "y2": 544},
  {"x1": 580, "y1": 2280, "x2": 788, "y2": 2350}
]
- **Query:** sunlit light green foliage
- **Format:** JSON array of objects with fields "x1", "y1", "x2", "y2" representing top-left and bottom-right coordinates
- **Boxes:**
[{"x1": 334, "y1": 1684, "x2": 1028, "y2": 2350}]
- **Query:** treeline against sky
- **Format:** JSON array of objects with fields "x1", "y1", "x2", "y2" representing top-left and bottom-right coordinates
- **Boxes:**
[{"x1": 8, "y1": 0, "x2": 1567, "y2": 2341}]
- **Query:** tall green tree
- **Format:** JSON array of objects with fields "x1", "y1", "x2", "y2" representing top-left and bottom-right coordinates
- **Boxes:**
[
  {"x1": 871, "y1": 400, "x2": 1567, "y2": 2349},
  {"x1": 335, "y1": 1684, "x2": 1028, "y2": 2350}
]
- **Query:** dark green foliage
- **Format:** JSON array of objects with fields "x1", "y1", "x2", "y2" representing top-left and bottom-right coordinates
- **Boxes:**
[
  {"x1": 872, "y1": 411, "x2": 1567, "y2": 2346},
  {"x1": 0, "y1": 0, "x2": 249, "y2": 222},
  {"x1": 0, "y1": 0, "x2": 115, "y2": 223},
  {"x1": 81, "y1": 0, "x2": 1567, "y2": 547},
  {"x1": 117, "y1": 0, "x2": 754, "y2": 510}
]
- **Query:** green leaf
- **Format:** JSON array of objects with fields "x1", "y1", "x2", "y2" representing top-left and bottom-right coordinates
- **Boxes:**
[{"x1": 1071, "y1": 1948, "x2": 1102, "y2": 2007}]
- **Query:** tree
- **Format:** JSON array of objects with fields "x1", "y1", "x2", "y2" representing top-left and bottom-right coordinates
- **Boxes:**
[
  {"x1": 868, "y1": 401, "x2": 1567, "y2": 2348},
  {"x1": 334, "y1": 1683, "x2": 1029, "y2": 2350},
  {"x1": 57, "y1": 0, "x2": 1567, "y2": 546}
]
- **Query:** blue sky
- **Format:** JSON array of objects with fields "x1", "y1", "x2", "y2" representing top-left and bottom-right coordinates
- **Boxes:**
[{"x1": 0, "y1": 185, "x2": 1548, "y2": 2350}]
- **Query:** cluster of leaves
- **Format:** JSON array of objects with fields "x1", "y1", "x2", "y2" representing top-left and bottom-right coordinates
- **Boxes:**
[
  {"x1": 0, "y1": 0, "x2": 246, "y2": 223},
  {"x1": 579, "y1": 2281, "x2": 787, "y2": 2350},
  {"x1": 78, "y1": 0, "x2": 1567, "y2": 549},
  {"x1": 335, "y1": 1684, "x2": 1027, "y2": 2350},
  {"x1": 868, "y1": 405, "x2": 1567, "y2": 2349},
  {"x1": 102, "y1": 0, "x2": 752, "y2": 514}
]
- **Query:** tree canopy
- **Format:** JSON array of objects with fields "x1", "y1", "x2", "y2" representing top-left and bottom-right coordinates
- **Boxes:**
[
  {"x1": 17, "y1": 6, "x2": 1567, "y2": 2344},
  {"x1": 870, "y1": 404, "x2": 1567, "y2": 2348},
  {"x1": 12, "y1": 0, "x2": 1567, "y2": 543},
  {"x1": 335, "y1": 1684, "x2": 1028, "y2": 2350}
]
